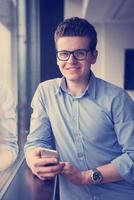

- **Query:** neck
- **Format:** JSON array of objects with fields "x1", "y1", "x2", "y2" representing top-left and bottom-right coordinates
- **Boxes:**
[{"x1": 66, "y1": 75, "x2": 90, "y2": 97}]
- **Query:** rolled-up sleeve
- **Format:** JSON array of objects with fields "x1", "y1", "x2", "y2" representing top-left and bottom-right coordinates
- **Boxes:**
[
  {"x1": 111, "y1": 91, "x2": 134, "y2": 184},
  {"x1": 24, "y1": 84, "x2": 55, "y2": 152}
]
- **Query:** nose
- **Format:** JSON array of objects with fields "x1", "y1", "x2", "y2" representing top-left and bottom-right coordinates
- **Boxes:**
[{"x1": 68, "y1": 53, "x2": 77, "y2": 63}]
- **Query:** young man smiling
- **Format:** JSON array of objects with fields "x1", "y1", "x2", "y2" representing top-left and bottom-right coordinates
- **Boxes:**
[{"x1": 25, "y1": 17, "x2": 134, "y2": 200}]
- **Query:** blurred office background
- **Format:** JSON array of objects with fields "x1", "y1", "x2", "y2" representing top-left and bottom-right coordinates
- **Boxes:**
[{"x1": 0, "y1": 0, "x2": 134, "y2": 145}]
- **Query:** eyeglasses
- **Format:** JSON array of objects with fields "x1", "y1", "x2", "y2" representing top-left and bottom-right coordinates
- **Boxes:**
[{"x1": 56, "y1": 49, "x2": 90, "y2": 61}]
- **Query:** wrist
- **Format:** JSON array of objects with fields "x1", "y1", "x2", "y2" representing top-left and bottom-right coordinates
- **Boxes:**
[
  {"x1": 90, "y1": 168, "x2": 103, "y2": 184},
  {"x1": 81, "y1": 170, "x2": 92, "y2": 185},
  {"x1": 81, "y1": 168, "x2": 103, "y2": 185}
]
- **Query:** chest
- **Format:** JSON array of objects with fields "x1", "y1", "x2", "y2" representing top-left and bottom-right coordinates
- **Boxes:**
[{"x1": 46, "y1": 95, "x2": 114, "y2": 142}]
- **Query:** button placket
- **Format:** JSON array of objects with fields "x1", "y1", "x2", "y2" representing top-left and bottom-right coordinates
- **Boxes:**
[
  {"x1": 71, "y1": 98, "x2": 78, "y2": 136},
  {"x1": 72, "y1": 99, "x2": 85, "y2": 162}
]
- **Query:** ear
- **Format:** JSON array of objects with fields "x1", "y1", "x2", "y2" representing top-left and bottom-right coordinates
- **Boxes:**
[
  {"x1": 91, "y1": 50, "x2": 98, "y2": 64},
  {"x1": 56, "y1": 57, "x2": 59, "y2": 66}
]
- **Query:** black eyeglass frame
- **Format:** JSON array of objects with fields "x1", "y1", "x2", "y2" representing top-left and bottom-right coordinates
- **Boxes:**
[{"x1": 56, "y1": 49, "x2": 91, "y2": 61}]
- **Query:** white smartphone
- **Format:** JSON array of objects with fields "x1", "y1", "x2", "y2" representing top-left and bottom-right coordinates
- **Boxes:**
[{"x1": 41, "y1": 148, "x2": 59, "y2": 159}]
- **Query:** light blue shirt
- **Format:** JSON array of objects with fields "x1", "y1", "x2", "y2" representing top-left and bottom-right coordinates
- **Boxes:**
[
  {"x1": 25, "y1": 71, "x2": 134, "y2": 200},
  {"x1": 0, "y1": 84, "x2": 18, "y2": 154}
]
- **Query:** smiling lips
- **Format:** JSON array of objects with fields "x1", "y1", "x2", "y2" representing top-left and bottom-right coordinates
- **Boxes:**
[{"x1": 66, "y1": 66, "x2": 80, "y2": 70}]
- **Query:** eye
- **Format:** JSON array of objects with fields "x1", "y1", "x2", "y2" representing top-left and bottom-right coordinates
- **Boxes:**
[
  {"x1": 75, "y1": 50, "x2": 86, "y2": 57},
  {"x1": 58, "y1": 51, "x2": 69, "y2": 58}
]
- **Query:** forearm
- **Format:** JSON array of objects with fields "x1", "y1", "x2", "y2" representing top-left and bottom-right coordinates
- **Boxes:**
[
  {"x1": 82, "y1": 163, "x2": 122, "y2": 185},
  {"x1": 0, "y1": 149, "x2": 17, "y2": 171}
]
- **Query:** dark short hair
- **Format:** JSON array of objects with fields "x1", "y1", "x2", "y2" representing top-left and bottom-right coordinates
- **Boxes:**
[{"x1": 54, "y1": 17, "x2": 97, "y2": 53}]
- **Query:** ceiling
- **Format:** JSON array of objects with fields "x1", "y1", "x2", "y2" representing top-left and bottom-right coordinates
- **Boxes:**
[
  {"x1": 65, "y1": 0, "x2": 134, "y2": 23},
  {"x1": 0, "y1": 0, "x2": 134, "y2": 31}
]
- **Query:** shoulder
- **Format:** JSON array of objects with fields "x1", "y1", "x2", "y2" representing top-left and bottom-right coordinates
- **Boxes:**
[
  {"x1": 38, "y1": 78, "x2": 61, "y2": 94},
  {"x1": 94, "y1": 77, "x2": 134, "y2": 113},
  {"x1": 32, "y1": 78, "x2": 61, "y2": 103},
  {"x1": 95, "y1": 77, "x2": 126, "y2": 98},
  {"x1": 39, "y1": 78, "x2": 61, "y2": 89}
]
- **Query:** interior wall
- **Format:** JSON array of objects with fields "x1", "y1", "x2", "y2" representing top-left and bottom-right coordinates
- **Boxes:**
[
  {"x1": 64, "y1": 0, "x2": 83, "y2": 18},
  {"x1": 92, "y1": 22, "x2": 134, "y2": 100},
  {"x1": 0, "y1": 0, "x2": 17, "y2": 100}
]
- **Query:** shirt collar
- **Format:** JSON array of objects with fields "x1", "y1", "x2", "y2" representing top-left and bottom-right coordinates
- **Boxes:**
[
  {"x1": 87, "y1": 71, "x2": 96, "y2": 99},
  {"x1": 56, "y1": 70, "x2": 96, "y2": 99}
]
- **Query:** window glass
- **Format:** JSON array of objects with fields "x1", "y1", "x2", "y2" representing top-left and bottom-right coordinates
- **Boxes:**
[{"x1": 0, "y1": 0, "x2": 18, "y2": 173}]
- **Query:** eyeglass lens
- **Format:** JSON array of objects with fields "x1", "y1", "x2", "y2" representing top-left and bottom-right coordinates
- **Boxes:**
[{"x1": 57, "y1": 49, "x2": 90, "y2": 61}]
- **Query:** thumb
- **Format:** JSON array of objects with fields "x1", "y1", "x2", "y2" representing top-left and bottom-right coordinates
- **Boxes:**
[{"x1": 33, "y1": 147, "x2": 42, "y2": 157}]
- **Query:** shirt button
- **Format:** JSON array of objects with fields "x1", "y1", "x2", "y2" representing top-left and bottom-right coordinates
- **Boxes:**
[
  {"x1": 80, "y1": 157, "x2": 84, "y2": 161},
  {"x1": 93, "y1": 196, "x2": 97, "y2": 200},
  {"x1": 73, "y1": 116, "x2": 76, "y2": 121}
]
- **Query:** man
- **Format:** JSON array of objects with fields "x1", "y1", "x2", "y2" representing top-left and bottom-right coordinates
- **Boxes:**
[
  {"x1": 0, "y1": 84, "x2": 18, "y2": 171},
  {"x1": 25, "y1": 17, "x2": 134, "y2": 200}
]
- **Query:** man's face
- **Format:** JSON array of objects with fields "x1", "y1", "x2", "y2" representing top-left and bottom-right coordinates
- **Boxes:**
[{"x1": 56, "y1": 36, "x2": 97, "y2": 83}]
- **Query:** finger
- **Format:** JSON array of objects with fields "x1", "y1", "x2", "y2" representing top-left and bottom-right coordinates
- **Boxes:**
[
  {"x1": 34, "y1": 157, "x2": 59, "y2": 167},
  {"x1": 33, "y1": 147, "x2": 42, "y2": 156},
  {"x1": 61, "y1": 162, "x2": 72, "y2": 172},
  {"x1": 61, "y1": 161, "x2": 71, "y2": 168},
  {"x1": 37, "y1": 171, "x2": 59, "y2": 178},
  {"x1": 38, "y1": 176, "x2": 52, "y2": 181},
  {"x1": 35, "y1": 164, "x2": 63, "y2": 174},
  {"x1": 62, "y1": 170, "x2": 73, "y2": 175}
]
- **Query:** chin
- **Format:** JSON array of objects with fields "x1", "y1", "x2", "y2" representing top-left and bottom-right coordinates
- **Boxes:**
[
  {"x1": 64, "y1": 72, "x2": 80, "y2": 79},
  {"x1": 65, "y1": 76, "x2": 80, "y2": 82}
]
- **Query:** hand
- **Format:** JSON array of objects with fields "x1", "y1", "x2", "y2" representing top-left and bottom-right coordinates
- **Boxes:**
[
  {"x1": 25, "y1": 147, "x2": 65, "y2": 180},
  {"x1": 61, "y1": 162, "x2": 87, "y2": 185}
]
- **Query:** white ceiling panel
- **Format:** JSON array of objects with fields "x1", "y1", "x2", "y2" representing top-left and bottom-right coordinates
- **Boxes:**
[{"x1": 65, "y1": 0, "x2": 134, "y2": 23}]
